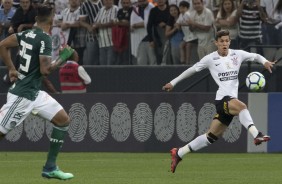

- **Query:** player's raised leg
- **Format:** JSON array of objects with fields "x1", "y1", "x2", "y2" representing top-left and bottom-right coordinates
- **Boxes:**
[{"x1": 228, "y1": 99, "x2": 270, "y2": 145}]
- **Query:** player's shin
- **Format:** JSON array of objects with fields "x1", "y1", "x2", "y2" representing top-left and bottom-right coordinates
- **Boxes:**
[
  {"x1": 179, "y1": 133, "x2": 218, "y2": 158},
  {"x1": 239, "y1": 109, "x2": 259, "y2": 138},
  {"x1": 44, "y1": 125, "x2": 69, "y2": 171}
]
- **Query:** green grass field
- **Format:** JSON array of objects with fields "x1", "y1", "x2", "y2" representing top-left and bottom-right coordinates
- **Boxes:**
[{"x1": 0, "y1": 152, "x2": 281, "y2": 184}]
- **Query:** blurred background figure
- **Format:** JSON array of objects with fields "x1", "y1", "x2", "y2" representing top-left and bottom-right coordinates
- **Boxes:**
[
  {"x1": 260, "y1": 0, "x2": 280, "y2": 63},
  {"x1": 130, "y1": 0, "x2": 155, "y2": 65},
  {"x1": 215, "y1": 0, "x2": 238, "y2": 49},
  {"x1": 94, "y1": 0, "x2": 118, "y2": 65},
  {"x1": 8, "y1": 0, "x2": 37, "y2": 34},
  {"x1": 113, "y1": 0, "x2": 132, "y2": 65},
  {"x1": 55, "y1": 0, "x2": 86, "y2": 65},
  {"x1": 274, "y1": 0, "x2": 282, "y2": 42},
  {"x1": 54, "y1": 0, "x2": 68, "y2": 14},
  {"x1": 0, "y1": 0, "x2": 15, "y2": 66},
  {"x1": 237, "y1": 0, "x2": 265, "y2": 55},
  {"x1": 189, "y1": 0, "x2": 216, "y2": 59},
  {"x1": 59, "y1": 50, "x2": 91, "y2": 93},
  {"x1": 165, "y1": 4, "x2": 183, "y2": 65},
  {"x1": 31, "y1": 0, "x2": 41, "y2": 9},
  {"x1": 79, "y1": 0, "x2": 103, "y2": 65},
  {"x1": 147, "y1": 0, "x2": 169, "y2": 65},
  {"x1": 260, "y1": 0, "x2": 279, "y2": 45},
  {"x1": 177, "y1": 1, "x2": 197, "y2": 65}
]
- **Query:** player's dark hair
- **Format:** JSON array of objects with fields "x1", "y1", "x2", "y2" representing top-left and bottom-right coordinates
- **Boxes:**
[
  {"x1": 179, "y1": 1, "x2": 190, "y2": 8},
  {"x1": 215, "y1": 30, "x2": 230, "y2": 40},
  {"x1": 36, "y1": 5, "x2": 53, "y2": 23}
]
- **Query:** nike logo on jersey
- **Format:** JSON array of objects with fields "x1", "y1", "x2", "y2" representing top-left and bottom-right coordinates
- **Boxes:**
[{"x1": 215, "y1": 63, "x2": 221, "y2": 66}]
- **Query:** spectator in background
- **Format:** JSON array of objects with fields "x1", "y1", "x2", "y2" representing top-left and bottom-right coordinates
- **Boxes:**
[
  {"x1": 31, "y1": 0, "x2": 40, "y2": 9},
  {"x1": 147, "y1": 0, "x2": 170, "y2": 65},
  {"x1": 0, "y1": 0, "x2": 15, "y2": 66},
  {"x1": 94, "y1": 0, "x2": 118, "y2": 65},
  {"x1": 207, "y1": 0, "x2": 221, "y2": 17},
  {"x1": 177, "y1": 1, "x2": 197, "y2": 65},
  {"x1": 114, "y1": 0, "x2": 132, "y2": 65},
  {"x1": 8, "y1": 0, "x2": 37, "y2": 34},
  {"x1": 189, "y1": 0, "x2": 216, "y2": 59},
  {"x1": 237, "y1": 0, "x2": 265, "y2": 54},
  {"x1": 215, "y1": 0, "x2": 238, "y2": 49},
  {"x1": 168, "y1": 0, "x2": 192, "y2": 8},
  {"x1": 59, "y1": 50, "x2": 91, "y2": 93},
  {"x1": 0, "y1": 0, "x2": 15, "y2": 41},
  {"x1": 79, "y1": 0, "x2": 103, "y2": 65},
  {"x1": 130, "y1": 0, "x2": 155, "y2": 65},
  {"x1": 274, "y1": 0, "x2": 282, "y2": 45},
  {"x1": 50, "y1": 0, "x2": 68, "y2": 14},
  {"x1": 56, "y1": 0, "x2": 86, "y2": 65},
  {"x1": 260, "y1": 0, "x2": 279, "y2": 45},
  {"x1": 165, "y1": 4, "x2": 183, "y2": 65}
]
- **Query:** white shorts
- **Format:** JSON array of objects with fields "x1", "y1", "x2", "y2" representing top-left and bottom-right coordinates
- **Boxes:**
[{"x1": 0, "y1": 91, "x2": 63, "y2": 134}]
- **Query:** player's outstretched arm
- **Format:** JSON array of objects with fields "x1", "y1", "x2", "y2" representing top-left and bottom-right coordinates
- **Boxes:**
[{"x1": 162, "y1": 66, "x2": 197, "y2": 92}]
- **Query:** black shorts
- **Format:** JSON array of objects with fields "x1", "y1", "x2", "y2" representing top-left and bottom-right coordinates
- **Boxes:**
[{"x1": 213, "y1": 96, "x2": 235, "y2": 126}]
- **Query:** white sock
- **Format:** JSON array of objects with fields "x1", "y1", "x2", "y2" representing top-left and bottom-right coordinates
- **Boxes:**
[
  {"x1": 249, "y1": 125, "x2": 259, "y2": 138},
  {"x1": 177, "y1": 145, "x2": 191, "y2": 158},
  {"x1": 239, "y1": 109, "x2": 258, "y2": 138},
  {"x1": 188, "y1": 134, "x2": 210, "y2": 152}
]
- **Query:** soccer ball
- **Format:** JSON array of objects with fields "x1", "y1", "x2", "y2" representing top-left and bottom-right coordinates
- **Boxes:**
[{"x1": 246, "y1": 72, "x2": 265, "y2": 91}]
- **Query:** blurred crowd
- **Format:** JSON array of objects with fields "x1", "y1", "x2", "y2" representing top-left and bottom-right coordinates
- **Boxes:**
[{"x1": 0, "y1": 0, "x2": 281, "y2": 66}]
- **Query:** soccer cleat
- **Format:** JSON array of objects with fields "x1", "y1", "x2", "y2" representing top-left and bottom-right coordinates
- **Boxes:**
[
  {"x1": 170, "y1": 148, "x2": 182, "y2": 173},
  {"x1": 42, "y1": 167, "x2": 74, "y2": 180},
  {"x1": 254, "y1": 132, "x2": 271, "y2": 145}
]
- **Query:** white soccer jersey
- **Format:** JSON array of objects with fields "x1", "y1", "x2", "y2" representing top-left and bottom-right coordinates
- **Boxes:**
[{"x1": 170, "y1": 49, "x2": 267, "y2": 100}]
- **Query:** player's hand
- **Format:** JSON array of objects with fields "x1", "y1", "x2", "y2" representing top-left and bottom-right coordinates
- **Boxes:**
[
  {"x1": 264, "y1": 61, "x2": 276, "y2": 73},
  {"x1": 162, "y1": 83, "x2": 174, "y2": 92},
  {"x1": 9, "y1": 69, "x2": 18, "y2": 82}
]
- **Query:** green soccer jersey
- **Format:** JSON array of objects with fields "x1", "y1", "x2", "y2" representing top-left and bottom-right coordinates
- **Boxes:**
[{"x1": 9, "y1": 28, "x2": 52, "y2": 101}]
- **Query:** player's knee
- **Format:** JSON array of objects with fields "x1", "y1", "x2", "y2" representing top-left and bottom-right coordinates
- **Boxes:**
[
  {"x1": 52, "y1": 110, "x2": 70, "y2": 127},
  {"x1": 238, "y1": 103, "x2": 247, "y2": 111},
  {"x1": 207, "y1": 132, "x2": 218, "y2": 144},
  {"x1": 58, "y1": 115, "x2": 70, "y2": 126}
]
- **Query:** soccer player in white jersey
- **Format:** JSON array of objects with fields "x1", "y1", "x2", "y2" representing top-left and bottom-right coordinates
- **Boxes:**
[{"x1": 162, "y1": 30, "x2": 276, "y2": 173}]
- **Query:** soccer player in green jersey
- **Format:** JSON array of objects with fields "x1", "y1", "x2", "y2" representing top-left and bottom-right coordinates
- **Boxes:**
[{"x1": 0, "y1": 5, "x2": 74, "y2": 180}]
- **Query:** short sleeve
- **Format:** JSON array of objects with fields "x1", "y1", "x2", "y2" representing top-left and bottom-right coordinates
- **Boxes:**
[{"x1": 39, "y1": 34, "x2": 52, "y2": 57}]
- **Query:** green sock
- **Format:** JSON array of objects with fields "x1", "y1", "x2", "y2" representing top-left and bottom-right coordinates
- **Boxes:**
[{"x1": 44, "y1": 126, "x2": 68, "y2": 171}]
